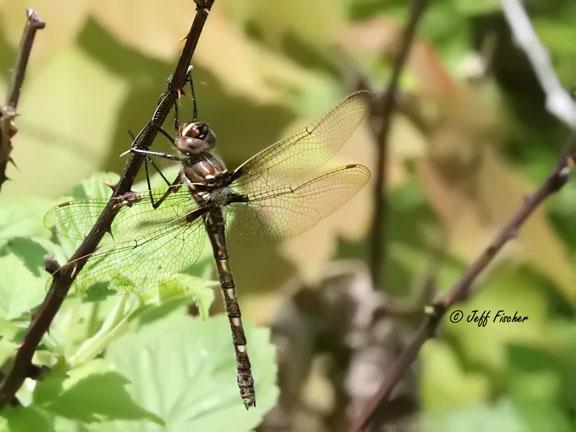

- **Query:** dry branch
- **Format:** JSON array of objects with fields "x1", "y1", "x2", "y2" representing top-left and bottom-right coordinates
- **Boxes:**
[
  {"x1": 368, "y1": 0, "x2": 429, "y2": 290},
  {"x1": 352, "y1": 0, "x2": 576, "y2": 428},
  {"x1": 351, "y1": 136, "x2": 574, "y2": 431}
]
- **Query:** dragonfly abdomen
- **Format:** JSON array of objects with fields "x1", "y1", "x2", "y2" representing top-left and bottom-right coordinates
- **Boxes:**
[{"x1": 204, "y1": 208, "x2": 256, "y2": 408}]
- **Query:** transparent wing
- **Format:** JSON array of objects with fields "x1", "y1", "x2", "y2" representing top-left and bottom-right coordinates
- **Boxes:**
[
  {"x1": 45, "y1": 187, "x2": 208, "y2": 299},
  {"x1": 44, "y1": 188, "x2": 194, "y2": 242},
  {"x1": 227, "y1": 164, "x2": 370, "y2": 246},
  {"x1": 231, "y1": 91, "x2": 371, "y2": 191},
  {"x1": 47, "y1": 208, "x2": 207, "y2": 299}
]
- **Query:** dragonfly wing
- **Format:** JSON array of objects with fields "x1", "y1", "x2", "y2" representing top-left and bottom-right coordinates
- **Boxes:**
[
  {"x1": 230, "y1": 91, "x2": 371, "y2": 191},
  {"x1": 227, "y1": 164, "x2": 369, "y2": 246},
  {"x1": 50, "y1": 207, "x2": 208, "y2": 299},
  {"x1": 44, "y1": 188, "x2": 193, "y2": 241}
]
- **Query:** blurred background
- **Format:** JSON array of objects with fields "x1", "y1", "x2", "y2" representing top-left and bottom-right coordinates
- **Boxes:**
[{"x1": 0, "y1": 0, "x2": 575, "y2": 431}]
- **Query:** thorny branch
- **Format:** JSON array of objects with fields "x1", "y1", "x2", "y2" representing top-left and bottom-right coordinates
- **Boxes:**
[
  {"x1": 352, "y1": 1, "x2": 576, "y2": 429},
  {"x1": 0, "y1": 0, "x2": 215, "y2": 408},
  {"x1": 0, "y1": 9, "x2": 45, "y2": 191},
  {"x1": 368, "y1": 0, "x2": 429, "y2": 290}
]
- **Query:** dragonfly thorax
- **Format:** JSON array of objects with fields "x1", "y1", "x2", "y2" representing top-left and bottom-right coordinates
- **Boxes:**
[
  {"x1": 182, "y1": 152, "x2": 229, "y2": 186},
  {"x1": 208, "y1": 186, "x2": 235, "y2": 206},
  {"x1": 175, "y1": 121, "x2": 216, "y2": 155}
]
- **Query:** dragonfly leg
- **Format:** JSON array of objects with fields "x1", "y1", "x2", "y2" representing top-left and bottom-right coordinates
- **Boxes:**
[
  {"x1": 152, "y1": 173, "x2": 183, "y2": 209},
  {"x1": 130, "y1": 148, "x2": 180, "y2": 161},
  {"x1": 149, "y1": 123, "x2": 176, "y2": 147},
  {"x1": 174, "y1": 99, "x2": 180, "y2": 131},
  {"x1": 149, "y1": 157, "x2": 172, "y2": 186},
  {"x1": 142, "y1": 154, "x2": 183, "y2": 210},
  {"x1": 173, "y1": 66, "x2": 197, "y2": 128},
  {"x1": 187, "y1": 67, "x2": 199, "y2": 121}
]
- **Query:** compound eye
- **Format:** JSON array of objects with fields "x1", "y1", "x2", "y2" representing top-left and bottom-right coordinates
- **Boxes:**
[
  {"x1": 181, "y1": 122, "x2": 202, "y2": 139},
  {"x1": 176, "y1": 122, "x2": 216, "y2": 154}
]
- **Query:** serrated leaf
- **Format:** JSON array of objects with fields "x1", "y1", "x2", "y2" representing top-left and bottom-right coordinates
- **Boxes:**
[{"x1": 106, "y1": 314, "x2": 278, "y2": 432}]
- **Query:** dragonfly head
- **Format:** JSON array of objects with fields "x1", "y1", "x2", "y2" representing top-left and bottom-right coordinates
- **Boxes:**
[{"x1": 176, "y1": 122, "x2": 217, "y2": 155}]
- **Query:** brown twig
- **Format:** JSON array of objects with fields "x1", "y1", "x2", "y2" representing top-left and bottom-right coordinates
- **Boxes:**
[
  {"x1": 0, "y1": 0, "x2": 215, "y2": 408},
  {"x1": 368, "y1": 0, "x2": 429, "y2": 290},
  {"x1": 0, "y1": 9, "x2": 45, "y2": 191},
  {"x1": 350, "y1": 137, "x2": 576, "y2": 432}
]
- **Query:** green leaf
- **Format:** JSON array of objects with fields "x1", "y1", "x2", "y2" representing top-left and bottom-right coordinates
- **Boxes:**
[
  {"x1": 0, "y1": 406, "x2": 50, "y2": 432},
  {"x1": 0, "y1": 337, "x2": 17, "y2": 368},
  {"x1": 4, "y1": 237, "x2": 49, "y2": 277},
  {"x1": 67, "y1": 296, "x2": 141, "y2": 367},
  {"x1": 70, "y1": 173, "x2": 119, "y2": 201},
  {"x1": 0, "y1": 199, "x2": 52, "y2": 248},
  {"x1": 46, "y1": 172, "x2": 119, "y2": 259},
  {"x1": 421, "y1": 399, "x2": 527, "y2": 432},
  {"x1": 0, "y1": 253, "x2": 44, "y2": 320},
  {"x1": 33, "y1": 366, "x2": 66, "y2": 407},
  {"x1": 421, "y1": 340, "x2": 490, "y2": 412},
  {"x1": 46, "y1": 373, "x2": 161, "y2": 423},
  {"x1": 156, "y1": 274, "x2": 215, "y2": 318},
  {"x1": 106, "y1": 314, "x2": 278, "y2": 431},
  {"x1": 36, "y1": 361, "x2": 161, "y2": 424},
  {"x1": 45, "y1": 297, "x2": 123, "y2": 360}
]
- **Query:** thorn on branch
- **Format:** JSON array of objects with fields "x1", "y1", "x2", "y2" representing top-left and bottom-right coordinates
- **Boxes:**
[
  {"x1": 43, "y1": 255, "x2": 60, "y2": 275},
  {"x1": 0, "y1": 9, "x2": 45, "y2": 192},
  {"x1": 103, "y1": 181, "x2": 117, "y2": 192},
  {"x1": 26, "y1": 364, "x2": 48, "y2": 380}
]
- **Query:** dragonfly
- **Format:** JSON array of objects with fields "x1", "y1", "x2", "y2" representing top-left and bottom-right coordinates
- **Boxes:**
[{"x1": 45, "y1": 90, "x2": 372, "y2": 408}]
